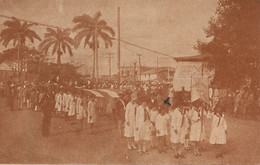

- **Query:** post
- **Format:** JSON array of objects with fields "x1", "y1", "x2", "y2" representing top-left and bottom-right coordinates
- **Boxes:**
[
  {"x1": 117, "y1": 7, "x2": 121, "y2": 88},
  {"x1": 134, "y1": 62, "x2": 136, "y2": 82},
  {"x1": 137, "y1": 54, "x2": 142, "y2": 81},
  {"x1": 107, "y1": 53, "x2": 113, "y2": 80}
]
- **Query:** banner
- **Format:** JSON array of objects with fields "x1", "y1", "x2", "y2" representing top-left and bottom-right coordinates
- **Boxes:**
[
  {"x1": 173, "y1": 61, "x2": 214, "y2": 91},
  {"x1": 191, "y1": 76, "x2": 209, "y2": 103}
]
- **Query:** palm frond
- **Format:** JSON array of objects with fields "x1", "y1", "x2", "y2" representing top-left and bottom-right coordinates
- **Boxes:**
[
  {"x1": 99, "y1": 32, "x2": 113, "y2": 48},
  {"x1": 51, "y1": 42, "x2": 59, "y2": 55},
  {"x1": 64, "y1": 42, "x2": 73, "y2": 57},
  {"x1": 61, "y1": 41, "x2": 66, "y2": 53},
  {"x1": 21, "y1": 22, "x2": 34, "y2": 30},
  {"x1": 3, "y1": 17, "x2": 21, "y2": 28},
  {"x1": 93, "y1": 11, "x2": 102, "y2": 23},
  {"x1": 25, "y1": 30, "x2": 42, "y2": 43},
  {"x1": 46, "y1": 27, "x2": 58, "y2": 38},
  {"x1": 73, "y1": 14, "x2": 92, "y2": 24},
  {"x1": 39, "y1": 38, "x2": 55, "y2": 51},
  {"x1": 73, "y1": 23, "x2": 91, "y2": 31},
  {"x1": 63, "y1": 36, "x2": 74, "y2": 46},
  {"x1": 41, "y1": 40, "x2": 56, "y2": 54},
  {"x1": 83, "y1": 32, "x2": 93, "y2": 48},
  {"x1": 74, "y1": 29, "x2": 92, "y2": 48}
]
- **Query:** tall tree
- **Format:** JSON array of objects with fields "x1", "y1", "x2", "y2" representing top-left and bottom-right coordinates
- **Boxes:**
[
  {"x1": 73, "y1": 11, "x2": 115, "y2": 79},
  {"x1": 0, "y1": 17, "x2": 41, "y2": 71},
  {"x1": 195, "y1": 0, "x2": 260, "y2": 89},
  {"x1": 39, "y1": 28, "x2": 74, "y2": 64}
]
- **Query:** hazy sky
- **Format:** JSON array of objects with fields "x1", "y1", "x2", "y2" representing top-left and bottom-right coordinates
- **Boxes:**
[{"x1": 0, "y1": 0, "x2": 218, "y2": 75}]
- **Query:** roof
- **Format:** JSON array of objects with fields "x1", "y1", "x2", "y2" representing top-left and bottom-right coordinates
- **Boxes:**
[
  {"x1": 173, "y1": 54, "x2": 209, "y2": 62},
  {"x1": 140, "y1": 67, "x2": 175, "y2": 75}
]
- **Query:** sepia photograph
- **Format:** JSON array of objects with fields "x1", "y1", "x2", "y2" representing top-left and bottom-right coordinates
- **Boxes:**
[{"x1": 0, "y1": 0, "x2": 259, "y2": 164}]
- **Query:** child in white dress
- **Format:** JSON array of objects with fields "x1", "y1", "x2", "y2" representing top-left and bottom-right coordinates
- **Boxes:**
[
  {"x1": 208, "y1": 104, "x2": 227, "y2": 158},
  {"x1": 135, "y1": 99, "x2": 151, "y2": 154},
  {"x1": 149, "y1": 103, "x2": 159, "y2": 148},
  {"x1": 170, "y1": 102, "x2": 190, "y2": 159},
  {"x1": 190, "y1": 99, "x2": 207, "y2": 156},
  {"x1": 155, "y1": 106, "x2": 169, "y2": 153}
]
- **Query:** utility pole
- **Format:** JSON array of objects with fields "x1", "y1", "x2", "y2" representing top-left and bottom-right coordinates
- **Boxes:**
[
  {"x1": 133, "y1": 62, "x2": 136, "y2": 82},
  {"x1": 136, "y1": 54, "x2": 142, "y2": 81},
  {"x1": 106, "y1": 53, "x2": 114, "y2": 80},
  {"x1": 117, "y1": 7, "x2": 121, "y2": 88}
]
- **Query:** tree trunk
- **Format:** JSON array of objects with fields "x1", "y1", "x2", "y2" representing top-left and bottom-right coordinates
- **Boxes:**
[
  {"x1": 96, "y1": 47, "x2": 99, "y2": 79},
  {"x1": 57, "y1": 50, "x2": 62, "y2": 64},
  {"x1": 92, "y1": 49, "x2": 95, "y2": 80}
]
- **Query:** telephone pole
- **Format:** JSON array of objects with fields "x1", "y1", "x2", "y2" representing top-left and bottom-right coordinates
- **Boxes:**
[
  {"x1": 117, "y1": 7, "x2": 121, "y2": 88},
  {"x1": 136, "y1": 54, "x2": 142, "y2": 81},
  {"x1": 106, "y1": 53, "x2": 114, "y2": 80}
]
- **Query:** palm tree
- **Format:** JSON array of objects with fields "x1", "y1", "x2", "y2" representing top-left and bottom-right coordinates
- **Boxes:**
[
  {"x1": 39, "y1": 28, "x2": 74, "y2": 64},
  {"x1": 73, "y1": 11, "x2": 115, "y2": 79},
  {"x1": 0, "y1": 17, "x2": 41, "y2": 71}
]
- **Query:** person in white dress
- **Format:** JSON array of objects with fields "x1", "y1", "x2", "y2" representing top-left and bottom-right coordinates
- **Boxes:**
[
  {"x1": 55, "y1": 92, "x2": 59, "y2": 111},
  {"x1": 76, "y1": 94, "x2": 86, "y2": 132},
  {"x1": 149, "y1": 102, "x2": 159, "y2": 148},
  {"x1": 189, "y1": 99, "x2": 207, "y2": 156},
  {"x1": 135, "y1": 98, "x2": 151, "y2": 154},
  {"x1": 62, "y1": 91, "x2": 69, "y2": 121},
  {"x1": 87, "y1": 96, "x2": 96, "y2": 133},
  {"x1": 68, "y1": 92, "x2": 76, "y2": 120},
  {"x1": 57, "y1": 91, "x2": 63, "y2": 112},
  {"x1": 170, "y1": 102, "x2": 190, "y2": 158},
  {"x1": 125, "y1": 93, "x2": 138, "y2": 150},
  {"x1": 155, "y1": 106, "x2": 169, "y2": 153},
  {"x1": 208, "y1": 104, "x2": 227, "y2": 158}
]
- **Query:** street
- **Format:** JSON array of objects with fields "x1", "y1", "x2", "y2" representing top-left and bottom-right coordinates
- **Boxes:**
[{"x1": 0, "y1": 97, "x2": 259, "y2": 164}]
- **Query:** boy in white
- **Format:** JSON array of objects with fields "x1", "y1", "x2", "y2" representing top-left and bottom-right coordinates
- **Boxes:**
[
  {"x1": 135, "y1": 99, "x2": 151, "y2": 154},
  {"x1": 208, "y1": 104, "x2": 227, "y2": 158},
  {"x1": 155, "y1": 107, "x2": 169, "y2": 153},
  {"x1": 170, "y1": 103, "x2": 190, "y2": 159},
  {"x1": 125, "y1": 93, "x2": 138, "y2": 150}
]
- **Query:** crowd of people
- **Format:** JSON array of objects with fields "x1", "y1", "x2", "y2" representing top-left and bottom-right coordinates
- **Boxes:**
[
  {"x1": 1, "y1": 77, "x2": 259, "y2": 159},
  {"x1": 122, "y1": 90, "x2": 227, "y2": 159}
]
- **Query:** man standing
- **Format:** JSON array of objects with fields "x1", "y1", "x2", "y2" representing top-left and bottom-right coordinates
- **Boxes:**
[
  {"x1": 125, "y1": 93, "x2": 138, "y2": 150},
  {"x1": 114, "y1": 94, "x2": 126, "y2": 138},
  {"x1": 39, "y1": 87, "x2": 54, "y2": 137}
]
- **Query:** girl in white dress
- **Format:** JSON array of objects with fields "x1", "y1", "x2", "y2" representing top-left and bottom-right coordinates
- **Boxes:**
[
  {"x1": 208, "y1": 104, "x2": 227, "y2": 158},
  {"x1": 88, "y1": 96, "x2": 96, "y2": 133},
  {"x1": 170, "y1": 103, "x2": 190, "y2": 159},
  {"x1": 135, "y1": 99, "x2": 151, "y2": 154},
  {"x1": 189, "y1": 99, "x2": 207, "y2": 156},
  {"x1": 76, "y1": 94, "x2": 86, "y2": 131},
  {"x1": 155, "y1": 106, "x2": 170, "y2": 153},
  {"x1": 149, "y1": 103, "x2": 159, "y2": 148}
]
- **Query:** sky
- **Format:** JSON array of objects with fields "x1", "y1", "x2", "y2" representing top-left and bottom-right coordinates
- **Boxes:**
[{"x1": 0, "y1": 0, "x2": 218, "y2": 75}]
